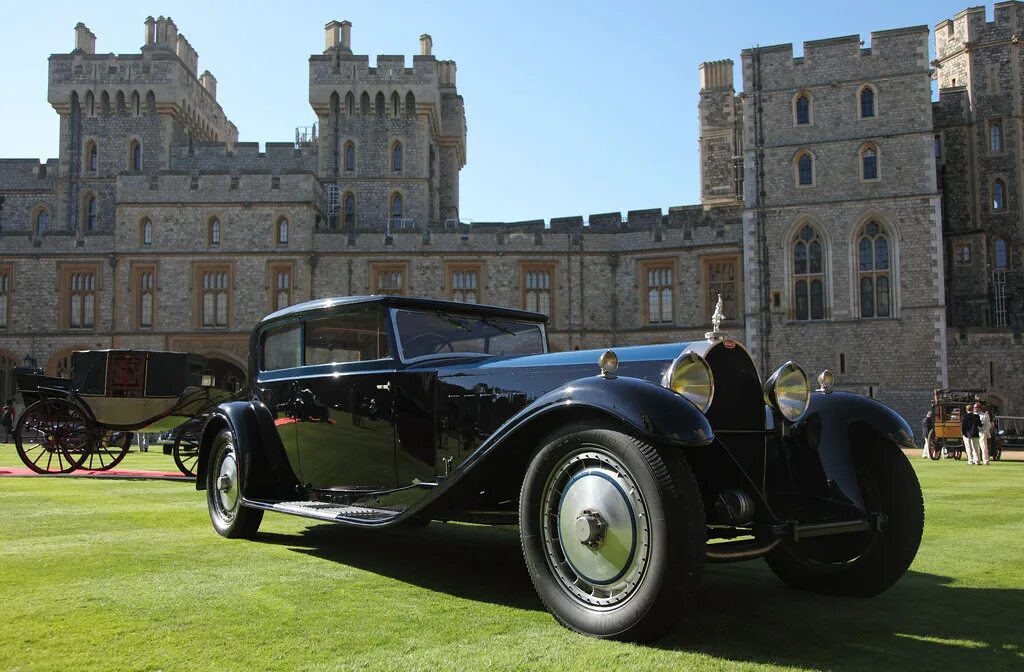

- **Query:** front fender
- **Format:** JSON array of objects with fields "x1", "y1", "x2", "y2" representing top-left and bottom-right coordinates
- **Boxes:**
[
  {"x1": 195, "y1": 400, "x2": 299, "y2": 500},
  {"x1": 787, "y1": 390, "x2": 915, "y2": 512}
]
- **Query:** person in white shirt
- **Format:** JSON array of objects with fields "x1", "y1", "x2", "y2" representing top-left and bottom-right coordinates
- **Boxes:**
[{"x1": 975, "y1": 402, "x2": 993, "y2": 466}]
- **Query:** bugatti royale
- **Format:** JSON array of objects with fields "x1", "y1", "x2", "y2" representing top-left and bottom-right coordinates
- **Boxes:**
[{"x1": 195, "y1": 294, "x2": 924, "y2": 641}]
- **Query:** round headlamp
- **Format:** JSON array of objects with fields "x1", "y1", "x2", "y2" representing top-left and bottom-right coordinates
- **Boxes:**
[
  {"x1": 764, "y1": 361, "x2": 811, "y2": 422},
  {"x1": 663, "y1": 351, "x2": 714, "y2": 413}
]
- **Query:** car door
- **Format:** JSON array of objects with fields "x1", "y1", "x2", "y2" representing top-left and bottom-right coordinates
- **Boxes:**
[
  {"x1": 254, "y1": 320, "x2": 303, "y2": 481},
  {"x1": 293, "y1": 306, "x2": 398, "y2": 491}
]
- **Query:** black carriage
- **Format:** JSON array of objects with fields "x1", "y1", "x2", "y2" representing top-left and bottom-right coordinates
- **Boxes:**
[{"x1": 13, "y1": 350, "x2": 231, "y2": 476}]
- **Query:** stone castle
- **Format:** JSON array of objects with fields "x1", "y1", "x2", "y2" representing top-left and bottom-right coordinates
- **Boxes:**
[{"x1": 0, "y1": 5, "x2": 1022, "y2": 422}]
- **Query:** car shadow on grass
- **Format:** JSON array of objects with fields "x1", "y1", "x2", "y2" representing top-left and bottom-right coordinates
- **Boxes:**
[{"x1": 255, "y1": 524, "x2": 1022, "y2": 670}]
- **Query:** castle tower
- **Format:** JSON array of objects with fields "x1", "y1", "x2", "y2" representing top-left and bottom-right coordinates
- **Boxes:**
[
  {"x1": 309, "y1": 21, "x2": 467, "y2": 230},
  {"x1": 698, "y1": 60, "x2": 743, "y2": 206}
]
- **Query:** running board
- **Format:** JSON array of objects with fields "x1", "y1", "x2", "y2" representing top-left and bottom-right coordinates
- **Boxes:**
[{"x1": 242, "y1": 498, "x2": 402, "y2": 526}]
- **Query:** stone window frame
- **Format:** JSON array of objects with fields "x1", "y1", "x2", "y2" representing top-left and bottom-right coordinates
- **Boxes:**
[
  {"x1": 992, "y1": 236, "x2": 1010, "y2": 269},
  {"x1": 268, "y1": 261, "x2": 294, "y2": 313},
  {"x1": 388, "y1": 190, "x2": 405, "y2": 225},
  {"x1": 81, "y1": 191, "x2": 98, "y2": 232},
  {"x1": 792, "y1": 90, "x2": 813, "y2": 126},
  {"x1": 987, "y1": 65, "x2": 1000, "y2": 94},
  {"x1": 139, "y1": 216, "x2": 154, "y2": 247},
  {"x1": 934, "y1": 133, "x2": 943, "y2": 160},
  {"x1": 520, "y1": 261, "x2": 557, "y2": 326},
  {"x1": 84, "y1": 91, "x2": 95, "y2": 117},
  {"x1": 857, "y1": 83, "x2": 878, "y2": 120},
  {"x1": 445, "y1": 261, "x2": 485, "y2": 304},
  {"x1": 193, "y1": 261, "x2": 233, "y2": 330},
  {"x1": 991, "y1": 176, "x2": 1008, "y2": 212},
  {"x1": 343, "y1": 191, "x2": 357, "y2": 230},
  {"x1": 344, "y1": 92, "x2": 355, "y2": 116},
  {"x1": 127, "y1": 138, "x2": 143, "y2": 171},
  {"x1": 989, "y1": 118, "x2": 1004, "y2": 155},
  {"x1": 793, "y1": 149, "x2": 816, "y2": 188},
  {"x1": 0, "y1": 264, "x2": 12, "y2": 332},
  {"x1": 786, "y1": 220, "x2": 831, "y2": 322},
  {"x1": 954, "y1": 241, "x2": 972, "y2": 265},
  {"x1": 370, "y1": 261, "x2": 408, "y2": 296},
  {"x1": 84, "y1": 139, "x2": 99, "y2": 176},
  {"x1": 207, "y1": 216, "x2": 221, "y2": 246},
  {"x1": 275, "y1": 215, "x2": 289, "y2": 246},
  {"x1": 131, "y1": 91, "x2": 141, "y2": 117},
  {"x1": 59, "y1": 262, "x2": 101, "y2": 331},
  {"x1": 700, "y1": 254, "x2": 743, "y2": 326},
  {"x1": 390, "y1": 91, "x2": 401, "y2": 118},
  {"x1": 390, "y1": 138, "x2": 404, "y2": 175},
  {"x1": 343, "y1": 139, "x2": 357, "y2": 173},
  {"x1": 132, "y1": 262, "x2": 157, "y2": 330},
  {"x1": 637, "y1": 258, "x2": 677, "y2": 326},
  {"x1": 859, "y1": 142, "x2": 880, "y2": 182},
  {"x1": 849, "y1": 213, "x2": 900, "y2": 320},
  {"x1": 31, "y1": 205, "x2": 51, "y2": 238}
]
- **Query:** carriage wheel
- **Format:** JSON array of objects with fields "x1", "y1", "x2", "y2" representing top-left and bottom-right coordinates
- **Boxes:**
[
  {"x1": 13, "y1": 399, "x2": 93, "y2": 474},
  {"x1": 172, "y1": 424, "x2": 202, "y2": 477},
  {"x1": 78, "y1": 430, "x2": 133, "y2": 471}
]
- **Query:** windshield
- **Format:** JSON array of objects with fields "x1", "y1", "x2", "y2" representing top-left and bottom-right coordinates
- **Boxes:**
[{"x1": 394, "y1": 309, "x2": 546, "y2": 360}]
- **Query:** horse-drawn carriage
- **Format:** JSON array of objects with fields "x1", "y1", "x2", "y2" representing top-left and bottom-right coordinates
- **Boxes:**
[
  {"x1": 13, "y1": 350, "x2": 231, "y2": 476},
  {"x1": 927, "y1": 388, "x2": 1001, "y2": 461}
]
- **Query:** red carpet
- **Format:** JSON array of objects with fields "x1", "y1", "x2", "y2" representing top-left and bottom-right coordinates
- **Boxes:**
[{"x1": 0, "y1": 467, "x2": 193, "y2": 480}]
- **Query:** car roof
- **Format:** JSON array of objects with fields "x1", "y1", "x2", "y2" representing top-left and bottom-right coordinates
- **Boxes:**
[{"x1": 258, "y1": 295, "x2": 548, "y2": 327}]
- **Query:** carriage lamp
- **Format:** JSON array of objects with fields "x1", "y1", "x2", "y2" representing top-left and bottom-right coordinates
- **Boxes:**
[
  {"x1": 663, "y1": 351, "x2": 715, "y2": 413},
  {"x1": 764, "y1": 361, "x2": 811, "y2": 422},
  {"x1": 598, "y1": 350, "x2": 619, "y2": 377},
  {"x1": 201, "y1": 374, "x2": 216, "y2": 387},
  {"x1": 817, "y1": 369, "x2": 835, "y2": 393},
  {"x1": 22, "y1": 354, "x2": 37, "y2": 369}
]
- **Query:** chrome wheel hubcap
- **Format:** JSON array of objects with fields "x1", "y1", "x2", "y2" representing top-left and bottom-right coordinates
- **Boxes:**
[
  {"x1": 215, "y1": 445, "x2": 239, "y2": 518},
  {"x1": 540, "y1": 449, "x2": 651, "y2": 608}
]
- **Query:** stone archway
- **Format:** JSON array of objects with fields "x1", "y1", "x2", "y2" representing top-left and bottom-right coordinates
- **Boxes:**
[{"x1": 199, "y1": 353, "x2": 247, "y2": 394}]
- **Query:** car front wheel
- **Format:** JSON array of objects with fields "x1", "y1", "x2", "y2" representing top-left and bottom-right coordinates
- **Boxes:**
[
  {"x1": 519, "y1": 428, "x2": 705, "y2": 642},
  {"x1": 206, "y1": 428, "x2": 263, "y2": 539},
  {"x1": 765, "y1": 441, "x2": 924, "y2": 597}
]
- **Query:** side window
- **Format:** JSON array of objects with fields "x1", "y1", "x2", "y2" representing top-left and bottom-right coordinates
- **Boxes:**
[
  {"x1": 304, "y1": 309, "x2": 390, "y2": 365},
  {"x1": 262, "y1": 324, "x2": 301, "y2": 371}
]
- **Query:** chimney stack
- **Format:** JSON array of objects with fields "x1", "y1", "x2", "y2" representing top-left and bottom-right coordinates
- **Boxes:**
[
  {"x1": 420, "y1": 34, "x2": 433, "y2": 56},
  {"x1": 324, "y1": 20, "x2": 352, "y2": 54},
  {"x1": 200, "y1": 71, "x2": 217, "y2": 99},
  {"x1": 144, "y1": 16, "x2": 156, "y2": 46},
  {"x1": 74, "y1": 22, "x2": 96, "y2": 54},
  {"x1": 340, "y1": 20, "x2": 352, "y2": 52}
]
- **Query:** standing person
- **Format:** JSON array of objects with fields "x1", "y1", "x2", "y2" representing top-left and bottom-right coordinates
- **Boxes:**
[
  {"x1": 1, "y1": 400, "x2": 14, "y2": 443},
  {"x1": 961, "y1": 404, "x2": 982, "y2": 465},
  {"x1": 921, "y1": 410, "x2": 934, "y2": 458},
  {"x1": 976, "y1": 402, "x2": 993, "y2": 465}
]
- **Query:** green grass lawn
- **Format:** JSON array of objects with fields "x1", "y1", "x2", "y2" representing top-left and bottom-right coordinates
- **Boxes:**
[{"x1": 0, "y1": 445, "x2": 1021, "y2": 672}]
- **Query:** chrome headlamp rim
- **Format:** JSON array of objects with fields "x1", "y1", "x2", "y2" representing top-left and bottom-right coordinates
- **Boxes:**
[
  {"x1": 763, "y1": 361, "x2": 811, "y2": 423},
  {"x1": 661, "y1": 349, "x2": 715, "y2": 413}
]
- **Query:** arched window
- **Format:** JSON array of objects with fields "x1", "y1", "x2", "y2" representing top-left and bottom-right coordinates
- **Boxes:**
[
  {"x1": 35, "y1": 208, "x2": 49, "y2": 236},
  {"x1": 85, "y1": 91, "x2": 95, "y2": 116},
  {"x1": 994, "y1": 237, "x2": 1009, "y2": 268},
  {"x1": 861, "y1": 145, "x2": 878, "y2": 180},
  {"x1": 83, "y1": 194, "x2": 97, "y2": 231},
  {"x1": 391, "y1": 91, "x2": 401, "y2": 117},
  {"x1": 85, "y1": 141, "x2": 98, "y2": 175},
  {"x1": 990, "y1": 121, "x2": 1003, "y2": 153},
  {"x1": 345, "y1": 92, "x2": 354, "y2": 116},
  {"x1": 277, "y1": 217, "x2": 289, "y2": 245},
  {"x1": 860, "y1": 85, "x2": 875, "y2": 118},
  {"x1": 993, "y1": 179, "x2": 1006, "y2": 211},
  {"x1": 375, "y1": 92, "x2": 386, "y2": 117},
  {"x1": 795, "y1": 93, "x2": 811, "y2": 125},
  {"x1": 116, "y1": 91, "x2": 125, "y2": 114},
  {"x1": 343, "y1": 192, "x2": 355, "y2": 230},
  {"x1": 360, "y1": 92, "x2": 370, "y2": 115},
  {"x1": 100, "y1": 91, "x2": 110, "y2": 115},
  {"x1": 405, "y1": 91, "x2": 416, "y2": 117},
  {"x1": 857, "y1": 221, "x2": 890, "y2": 318},
  {"x1": 796, "y1": 152, "x2": 813, "y2": 186},
  {"x1": 141, "y1": 218, "x2": 153, "y2": 246},
  {"x1": 390, "y1": 193, "x2": 403, "y2": 221},
  {"x1": 131, "y1": 91, "x2": 140, "y2": 116},
  {"x1": 208, "y1": 217, "x2": 221, "y2": 246},
  {"x1": 792, "y1": 224, "x2": 826, "y2": 320},
  {"x1": 129, "y1": 140, "x2": 142, "y2": 171},
  {"x1": 344, "y1": 141, "x2": 355, "y2": 172},
  {"x1": 391, "y1": 141, "x2": 402, "y2": 173}
]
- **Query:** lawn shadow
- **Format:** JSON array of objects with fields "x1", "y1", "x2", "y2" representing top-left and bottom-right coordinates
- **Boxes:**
[{"x1": 256, "y1": 523, "x2": 1022, "y2": 670}]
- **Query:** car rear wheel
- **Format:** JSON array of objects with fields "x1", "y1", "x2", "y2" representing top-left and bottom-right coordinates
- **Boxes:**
[
  {"x1": 765, "y1": 442, "x2": 923, "y2": 597},
  {"x1": 519, "y1": 428, "x2": 705, "y2": 642},
  {"x1": 206, "y1": 428, "x2": 263, "y2": 539}
]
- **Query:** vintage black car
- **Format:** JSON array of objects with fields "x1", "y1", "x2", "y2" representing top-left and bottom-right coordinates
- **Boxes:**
[{"x1": 195, "y1": 295, "x2": 924, "y2": 642}]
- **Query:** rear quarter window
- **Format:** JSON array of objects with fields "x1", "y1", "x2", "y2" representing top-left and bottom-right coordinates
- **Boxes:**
[{"x1": 262, "y1": 324, "x2": 301, "y2": 371}]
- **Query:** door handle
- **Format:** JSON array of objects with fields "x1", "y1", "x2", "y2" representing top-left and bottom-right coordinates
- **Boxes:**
[{"x1": 376, "y1": 382, "x2": 391, "y2": 391}]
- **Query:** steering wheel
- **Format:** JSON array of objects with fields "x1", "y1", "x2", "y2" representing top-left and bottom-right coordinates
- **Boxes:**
[{"x1": 403, "y1": 333, "x2": 454, "y2": 357}]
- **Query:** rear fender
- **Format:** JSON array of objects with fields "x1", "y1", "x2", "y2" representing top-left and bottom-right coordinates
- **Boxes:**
[
  {"x1": 194, "y1": 400, "x2": 299, "y2": 500},
  {"x1": 786, "y1": 390, "x2": 915, "y2": 512}
]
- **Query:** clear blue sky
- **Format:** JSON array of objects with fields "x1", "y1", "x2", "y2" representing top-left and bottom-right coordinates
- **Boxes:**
[{"x1": 1, "y1": 0, "x2": 983, "y2": 223}]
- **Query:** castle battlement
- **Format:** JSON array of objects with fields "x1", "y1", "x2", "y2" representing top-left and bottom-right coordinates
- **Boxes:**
[{"x1": 936, "y1": 3, "x2": 1023, "y2": 60}]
